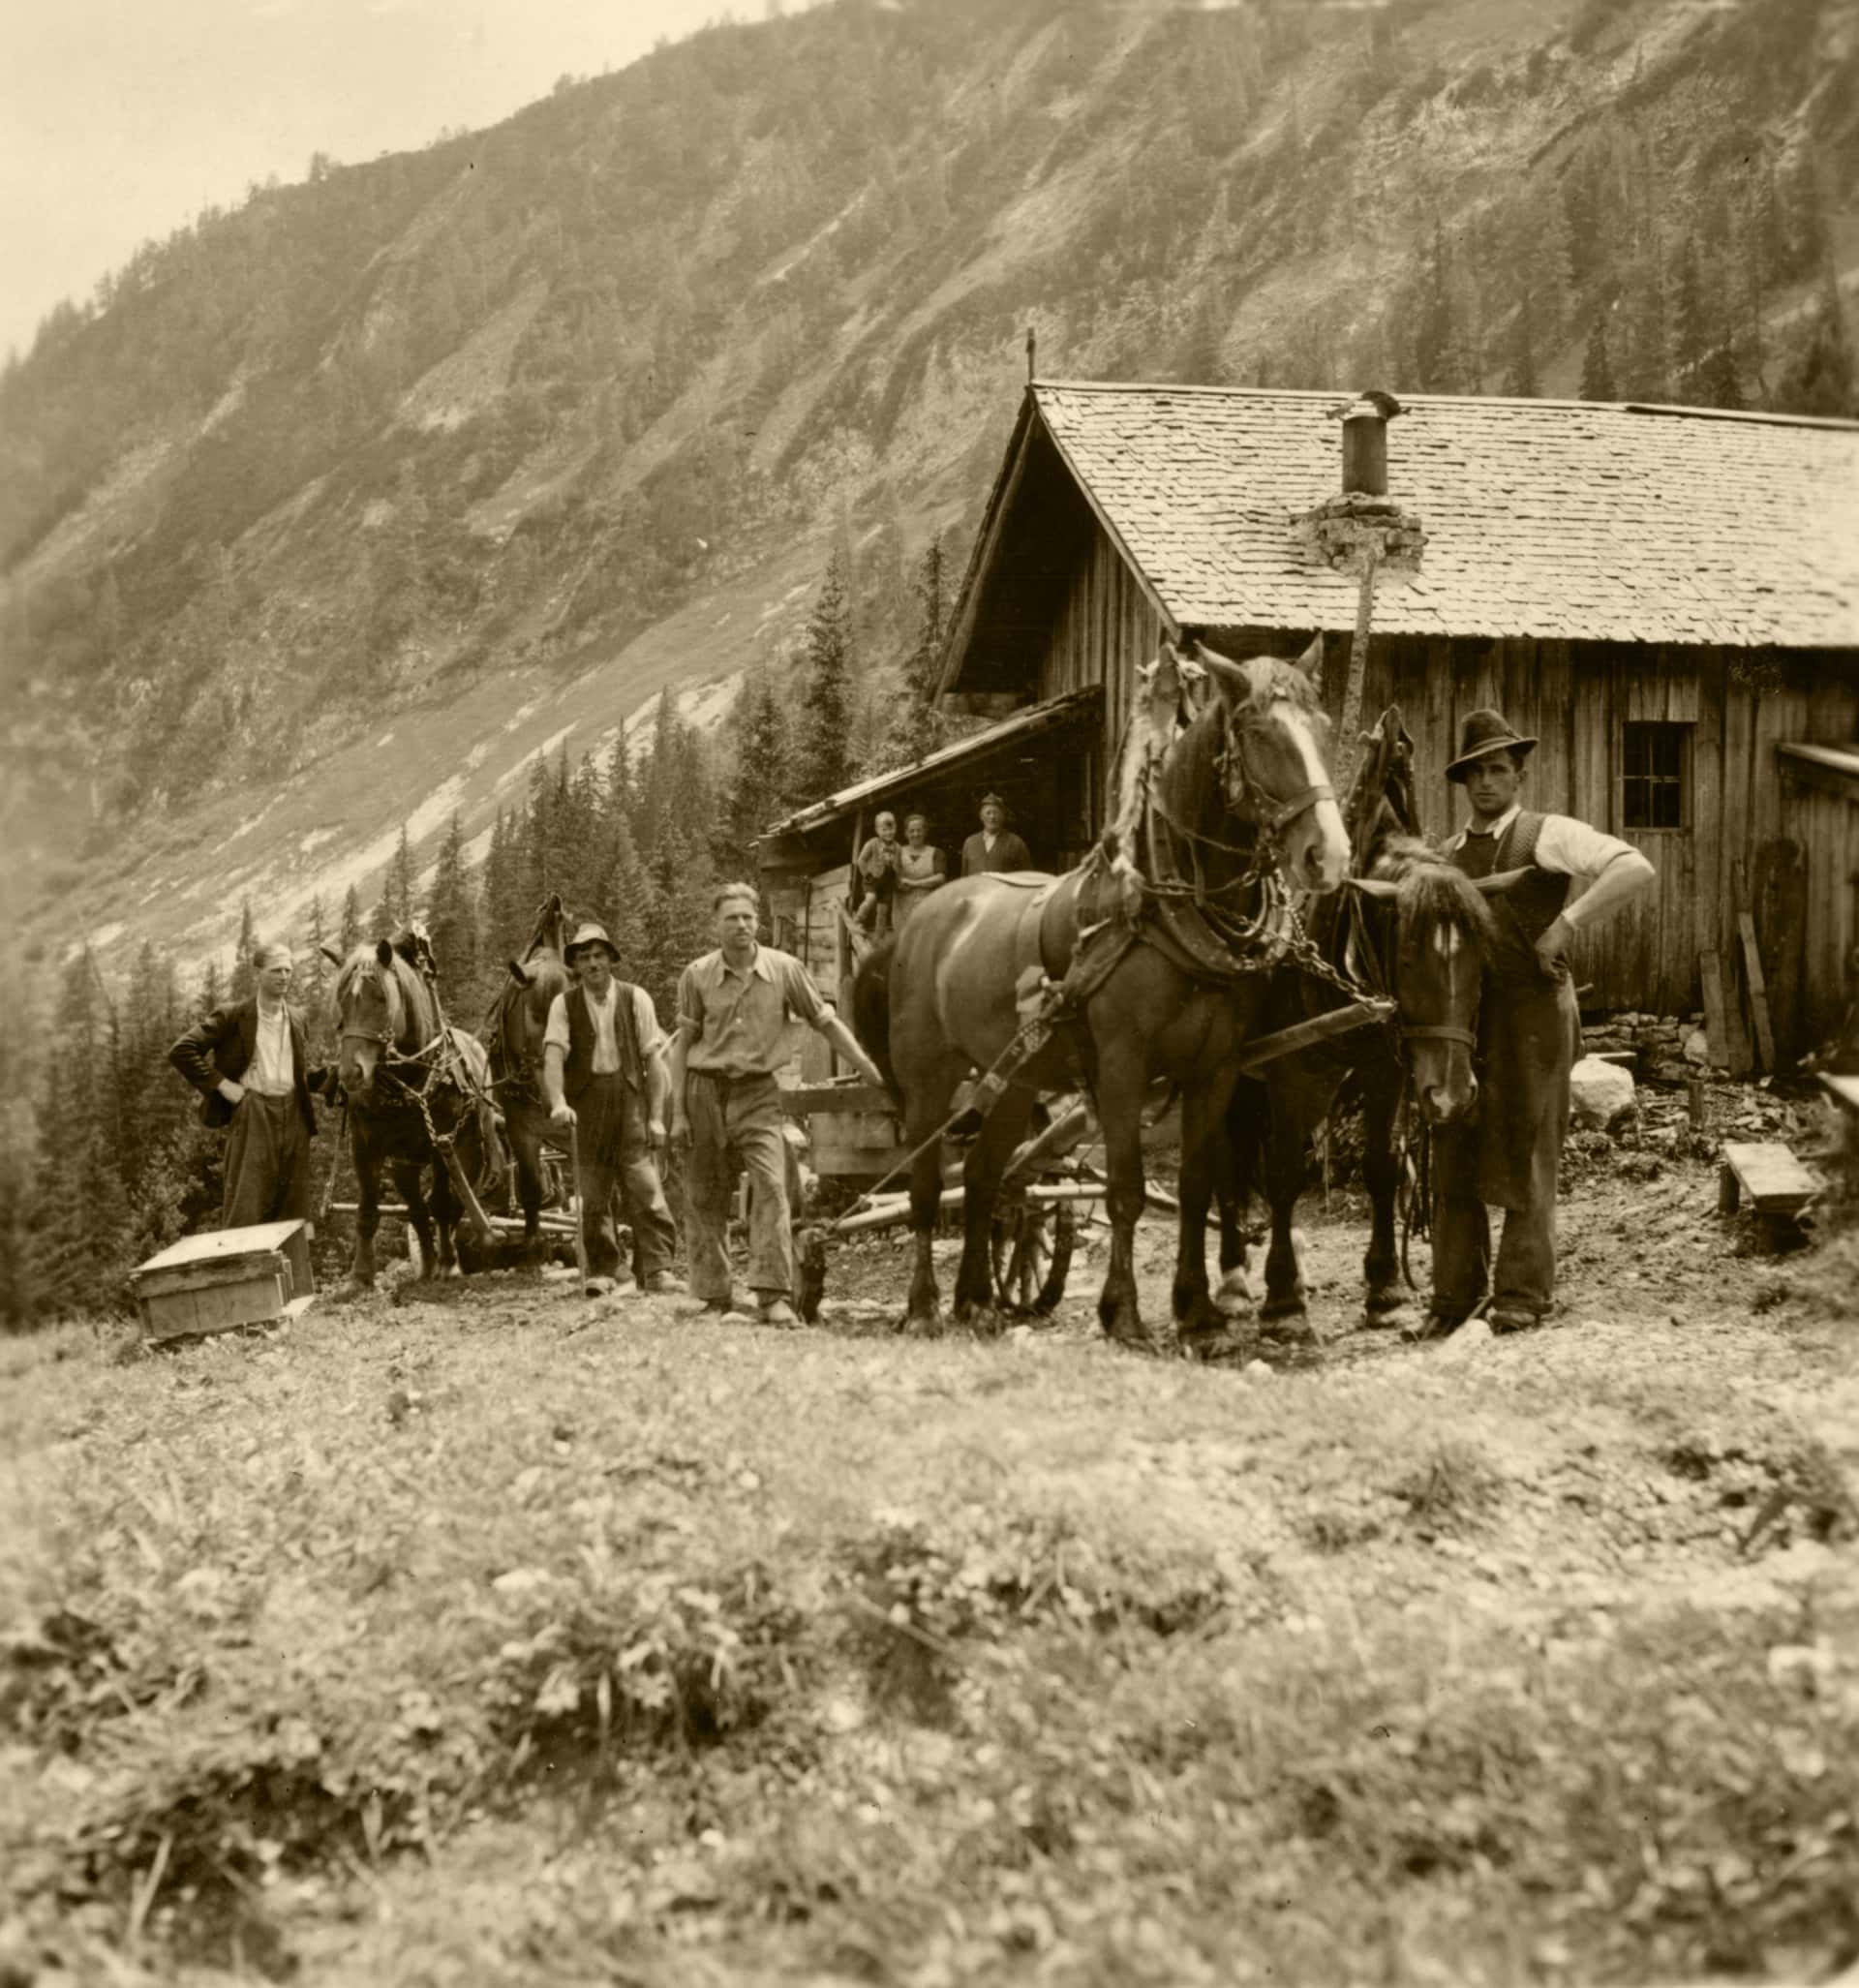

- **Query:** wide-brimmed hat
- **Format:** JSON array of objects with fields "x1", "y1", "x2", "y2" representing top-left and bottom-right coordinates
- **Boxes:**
[
  {"x1": 564, "y1": 920, "x2": 619, "y2": 963},
  {"x1": 1446, "y1": 709, "x2": 1538, "y2": 783}
]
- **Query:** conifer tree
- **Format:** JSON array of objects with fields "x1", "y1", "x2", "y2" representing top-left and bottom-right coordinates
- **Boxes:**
[
  {"x1": 339, "y1": 884, "x2": 364, "y2": 955},
  {"x1": 1502, "y1": 312, "x2": 1539, "y2": 398},
  {"x1": 795, "y1": 542, "x2": 855, "y2": 801},
  {"x1": 721, "y1": 663, "x2": 791, "y2": 872},
  {"x1": 1775, "y1": 269, "x2": 1856, "y2": 417},
  {"x1": 389, "y1": 822, "x2": 417, "y2": 929},
  {"x1": 1579, "y1": 314, "x2": 1617, "y2": 400},
  {"x1": 880, "y1": 534, "x2": 951, "y2": 771},
  {"x1": 1670, "y1": 236, "x2": 1708, "y2": 396},
  {"x1": 425, "y1": 810, "x2": 478, "y2": 996},
  {"x1": 302, "y1": 896, "x2": 333, "y2": 1056},
  {"x1": 230, "y1": 899, "x2": 258, "y2": 1002}
]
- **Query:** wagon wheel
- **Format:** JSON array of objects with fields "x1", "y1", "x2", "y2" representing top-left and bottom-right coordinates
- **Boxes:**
[{"x1": 990, "y1": 1199, "x2": 1076, "y2": 1316}]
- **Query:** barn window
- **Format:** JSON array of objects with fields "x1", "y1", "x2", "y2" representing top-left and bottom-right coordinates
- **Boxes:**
[{"x1": 1621, "y1": 722, "x2": 1691, "y2": 830}]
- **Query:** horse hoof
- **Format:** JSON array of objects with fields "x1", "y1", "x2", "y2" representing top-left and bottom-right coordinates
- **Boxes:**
[
  {"x1": 1259, "y1": 1298, "x2": 1308, "y2": 1326},
  {"x1": 1216, "y1": 1267, "x2": 1256, "y2": 1315},
  {"x1": 1365, "y1": 1301, "x2": 1418, "y2": 1333},
  {"x1": 899, "y1": 1309, "x2": 942, "y2": 1337},
  {"x1": 1179, "y1": 1327, "x2": 1249, "y2": 1365}
]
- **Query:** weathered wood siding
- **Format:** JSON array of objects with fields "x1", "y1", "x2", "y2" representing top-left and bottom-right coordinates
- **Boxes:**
[
  {"x1": 1316, "y1": 634, "x2": 1859, "y2": 1018},
  {"x1": 1779, "y1": 756, "x2": 1859, "y2": 1054},
  {"x1": 1034, "y1": 524, "x2": 1169, "y2": 809}
]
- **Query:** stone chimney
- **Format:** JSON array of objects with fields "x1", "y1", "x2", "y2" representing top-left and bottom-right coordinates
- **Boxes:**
[{"x1": 1341, "y1": 407, "x2": 1388, "y2": 496}]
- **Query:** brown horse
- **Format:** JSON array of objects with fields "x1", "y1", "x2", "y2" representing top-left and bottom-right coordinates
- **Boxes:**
[
  {"x1": 327, "y1": 939, "x2": 492, "y2": 1287},
  {"x1": 851, "y1": 646, "x2": 1351, "y2": 1349},
  {"x1": 483, "y1": 896, "x2": 572, "y2": 1259},
  {"x1": 1215, "y1": 710, "x2": 1525, "y2": 1334}
]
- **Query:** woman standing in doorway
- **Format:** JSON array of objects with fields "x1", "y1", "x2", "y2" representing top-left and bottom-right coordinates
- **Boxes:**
[{"x1": 893, "y1": 812, "x2": 947, "y2": 929}]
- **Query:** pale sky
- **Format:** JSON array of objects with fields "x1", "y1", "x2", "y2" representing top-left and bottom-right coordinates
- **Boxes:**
[{"x1": 0, "y1": 0, "x2": 805, "y2": 362}]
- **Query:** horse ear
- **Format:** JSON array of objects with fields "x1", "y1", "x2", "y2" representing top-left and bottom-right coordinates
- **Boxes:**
[
  {"x1": 1295, "y1": 633, "x2": 1325, "y2": 688},
  {"x1": 1349, "y1": 875, "x2": 1399, "y2": 902},
  {"x1": 1472, "y1": 867, "x2": 1534, "y2": 897},
  {"x1": 320, "y1": 943, "x2": 344, "y2": 968},
  {"x1": 375, "y1": 937, "x2": 395, "y2": 967},
  {"x1": 507, "y1": 958, "x2": 529, "y2": 988}
]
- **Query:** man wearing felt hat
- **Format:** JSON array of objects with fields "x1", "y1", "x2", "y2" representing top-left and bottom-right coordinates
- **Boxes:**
[
  {"x1": 960, "y1": 791, "x2": 1033, "y2": 878},
  {"x1": 542, "y1": 921, "x2": 682, "y2": 1300},
  {"x1": 1429, "y1": 708, "x2": 1655, "y2": 1337}
]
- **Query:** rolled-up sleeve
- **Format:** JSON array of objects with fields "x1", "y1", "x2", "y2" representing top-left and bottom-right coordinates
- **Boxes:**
[
  {"x1": 542, "y1": 993, "x2": 571, "y2": 1056},
  {"x1": 1535, "y1": 814, "x2": 1641, "y2": 884},
  {"x1": 779, "y1": 955, "x2": 829, "y2": 1026},
  {"x1": 632, "y1": 986, "x2": 668, "y2": 1058}
]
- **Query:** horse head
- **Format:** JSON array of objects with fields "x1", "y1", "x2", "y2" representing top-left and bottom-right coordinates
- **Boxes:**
[
  {"x1": 1351, "y1": 836, "x2": 1498, "y2": 1123},
  {"x1": 496, "y1": 948, "x2": 568, "y2": 1082},
  {"x1": 1198, "y1": 643, "x2": 1351, "y2": 894},
  {"x1": 329, "y1": 939, "x2": 429, "y2": 1103}
]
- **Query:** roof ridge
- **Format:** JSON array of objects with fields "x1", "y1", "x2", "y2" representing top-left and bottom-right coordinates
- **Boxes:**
[{"x1": 1030, "y1": 378, "x2": 1859, "y2": 434}]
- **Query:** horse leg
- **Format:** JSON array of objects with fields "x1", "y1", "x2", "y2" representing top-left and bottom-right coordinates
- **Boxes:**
[
  {"x1": 899, "y1": 1064, "x2": 963, "y2": 1336},
  {"x1": 396, "y1": 1158, "x2": 438, "y2": 1280},
  {"x1": 1258, "y1": 1116, "x2": 1312, "y2": 1330},
  {"x1": 350, "y1": 1126, "x2": 381, "y2": 1290},
  {"x1": 431, "y1": 1145, "x2": 463, "y2": 1278},
  {"x1": 1094, "y1": 1044, "x2": 1159, "y2": 1349},
  {"x1": 1212, "y1": 1082, "x2": 1263, "y2": 1320},
  {"x1": 1360, "y1": 1071, "x2": 1415, "y2": 1329},
  {"x1": 952, "y1": 1086, "x2": 1038, "y2": 1334},
  {"x1": 1173, "y1": 1069, "x2": 1242, "y2": 1347}
]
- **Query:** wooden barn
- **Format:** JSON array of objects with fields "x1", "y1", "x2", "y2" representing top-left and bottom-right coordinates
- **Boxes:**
[{"x1": 759, "y1": 382, "x2": 1859, "y2": 1067}]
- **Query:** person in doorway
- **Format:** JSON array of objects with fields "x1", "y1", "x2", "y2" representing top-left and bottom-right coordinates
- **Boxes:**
[
  {"x1": 542, "y1": 922, "x2": 683, "y2": 1300},
  {"x1": 1429, "y1": 709, "x2": 1655, "y2": 1337},
  {"x1": 959, "y1": 791, "x2": 1032, "y2": 877},
  {"x1": 168, "y1": 941, "x2": 320, "y2": 1230},
  {"x1": 893, "y1": 811, "x2": 947, "y2": 928},
  {"x1": 668, "y1": 882, "x2": 886, "y2": 1324},
  {"x1": 854, "y1": 810, "x2": 901, "y2": 933}
]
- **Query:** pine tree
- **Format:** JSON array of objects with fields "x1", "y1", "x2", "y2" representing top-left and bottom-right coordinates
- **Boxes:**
[
  {"x1": 1502, "y1": 311, "x2": 1539, "y2": 398},
  {"x1": 339, "y1": 883, "x2": 364, "y2": 955},
  {"x1": 1579, "y1": 313, "x2": 1617, "y2": 400},
  {"x1": 719, "y1": 664, "x2": 790, "y2": 875},
  {"x1": 389, "y1": 823, "x2": 417, "y2": 930},
  {"x1": 795, "y1": 543, "x2": 855, "y2": 801},
  {"x1": 880, "y1": 534, "x2": 951, "y2": 771},
  {"x1": 424, "y1": 810, "x2": 479, "y2": 997},
  {"x1": 1670, "y1": 236, "x2": 1708, "y2": 397},
  {"x1": 302, "y1": 896, "x2": 334, "y2": 1057},
  {"x1": 230, "y1": 898, "x2": 258, "y2": 1003}
]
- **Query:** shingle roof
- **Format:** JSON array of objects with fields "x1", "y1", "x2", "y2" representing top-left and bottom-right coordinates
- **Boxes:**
[{"x1": 1030, "y1": 382, "x2": 1859, "y2": 650}]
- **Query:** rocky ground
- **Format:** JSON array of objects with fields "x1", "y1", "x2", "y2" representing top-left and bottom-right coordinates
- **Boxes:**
[{"x1": 2, "y1": 1078, "x2": 1856, "y2": 1988}]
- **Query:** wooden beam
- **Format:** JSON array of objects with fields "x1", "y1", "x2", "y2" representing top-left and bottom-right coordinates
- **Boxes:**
[{"x1": 1737, "y1": 910, "x2": 1778, "y2": 1074}]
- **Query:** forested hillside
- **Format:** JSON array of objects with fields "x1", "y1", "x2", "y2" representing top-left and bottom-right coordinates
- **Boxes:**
[{"x1": 1, "y1": 0, "x2": 1855, "y2": 1319}]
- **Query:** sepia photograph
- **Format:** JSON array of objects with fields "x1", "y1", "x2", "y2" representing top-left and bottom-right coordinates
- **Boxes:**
[{"x1": 2, "y1": 0, "x2": 1857, "y2": 1980}]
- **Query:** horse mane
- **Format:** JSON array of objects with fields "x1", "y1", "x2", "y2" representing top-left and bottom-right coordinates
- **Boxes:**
[
  {"x1": 332, "y1": 943, "x2": 438, "y2": 1047},
  {"x1": 1369, "y1": 833, "x2": 1497, "y2": 945}
]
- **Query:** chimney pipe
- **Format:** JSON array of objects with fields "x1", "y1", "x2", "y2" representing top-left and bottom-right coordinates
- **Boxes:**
[{"x1": 1341, "y1": 409, "x2": 1387, "y2": 496}]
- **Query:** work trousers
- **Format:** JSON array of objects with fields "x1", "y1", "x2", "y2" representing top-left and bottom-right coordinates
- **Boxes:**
[
  {"x1": 683, "y1": 1069, "x2": 793, "y2": 1302},
  {"x1": 1431, "y1": 1096, "x2": 1562, "y2": 1324},
  {"x1": 223, "y1": 1091, "x2": 312, "y2": 1230},
  {"x1": 573, "y1": 1074, "x2": 678, "y2": 1283}
]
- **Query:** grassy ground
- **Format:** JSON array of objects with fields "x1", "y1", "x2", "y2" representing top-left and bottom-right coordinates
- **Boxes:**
[{"x1": 4, "y1": 1122, "x2": 1857, "y2": 1987}]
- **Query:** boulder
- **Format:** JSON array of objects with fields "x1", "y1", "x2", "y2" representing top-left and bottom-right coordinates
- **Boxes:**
[
  {"x1": 1683, "y1": 1027, "x2": 1711, "y2": 1066},
  {"x1": 1569, "y1": 1055, "x2": 1637, "y2": 1132}
]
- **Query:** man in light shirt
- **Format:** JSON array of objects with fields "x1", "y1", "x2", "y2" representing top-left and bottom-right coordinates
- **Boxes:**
[
  {"x1": 168, "y1": 940, "x2": 319, "y2": 1230},
  {"x1": 543, "y1": 922, "x2": 682, "y2": 1300},
  {"x1": 669, "y1": 882, "x2": 886, "y2": 1324},
  {"x1": 1430, "y1": 709, "x2": 1656, "y2": 1337}
]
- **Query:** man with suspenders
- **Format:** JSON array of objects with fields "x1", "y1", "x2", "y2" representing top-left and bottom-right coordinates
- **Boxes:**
[{"x1": 1432, "y1": 710, "x2": 1655, "y2": 1336}]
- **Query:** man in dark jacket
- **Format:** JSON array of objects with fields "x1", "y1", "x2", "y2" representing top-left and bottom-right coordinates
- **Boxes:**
[
  {"x1": 959, "y1": 792, "x2": 1032, "y2": 877},
  {"x1": 541, "y1": 922, "x2": 682, "y2": 1300},
  {"x1": 168, "y1": 941, "x2": 319, "y2": 1229},
  {"x1": 1430, "y1": 710, "x2": 1654, "y2": 1336}
]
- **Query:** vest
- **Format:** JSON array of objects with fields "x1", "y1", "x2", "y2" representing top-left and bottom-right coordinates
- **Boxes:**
[
  {"x1": 1450, "y1": 810, "x2": 1572, "y2": 986},
  {"x1": 562, "y1": 984, "x2": 645, "y2": 1102}
]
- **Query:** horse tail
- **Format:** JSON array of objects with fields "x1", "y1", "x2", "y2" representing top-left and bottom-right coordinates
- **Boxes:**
[{"x1": 850, "y1": 935, "x2": 899, "y2": 1100}]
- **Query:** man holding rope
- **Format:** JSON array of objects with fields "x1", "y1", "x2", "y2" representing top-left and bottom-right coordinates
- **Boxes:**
[
  {"x1": 669, "y1": 882, "x2": 885, "y2": 1324},
  {"x1": 543, "y1": 922, "x2": 682, "y2": 1300}
]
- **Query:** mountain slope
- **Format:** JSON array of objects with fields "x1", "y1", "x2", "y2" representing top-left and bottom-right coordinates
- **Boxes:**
[{"x1": 1, "y1": 0, "x2": 1852, "y2": 978}]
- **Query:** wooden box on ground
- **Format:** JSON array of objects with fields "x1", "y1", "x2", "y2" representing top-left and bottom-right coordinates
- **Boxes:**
[{"x1": 129, "y1": 1221, "x2": 315, "y2": 1342}]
